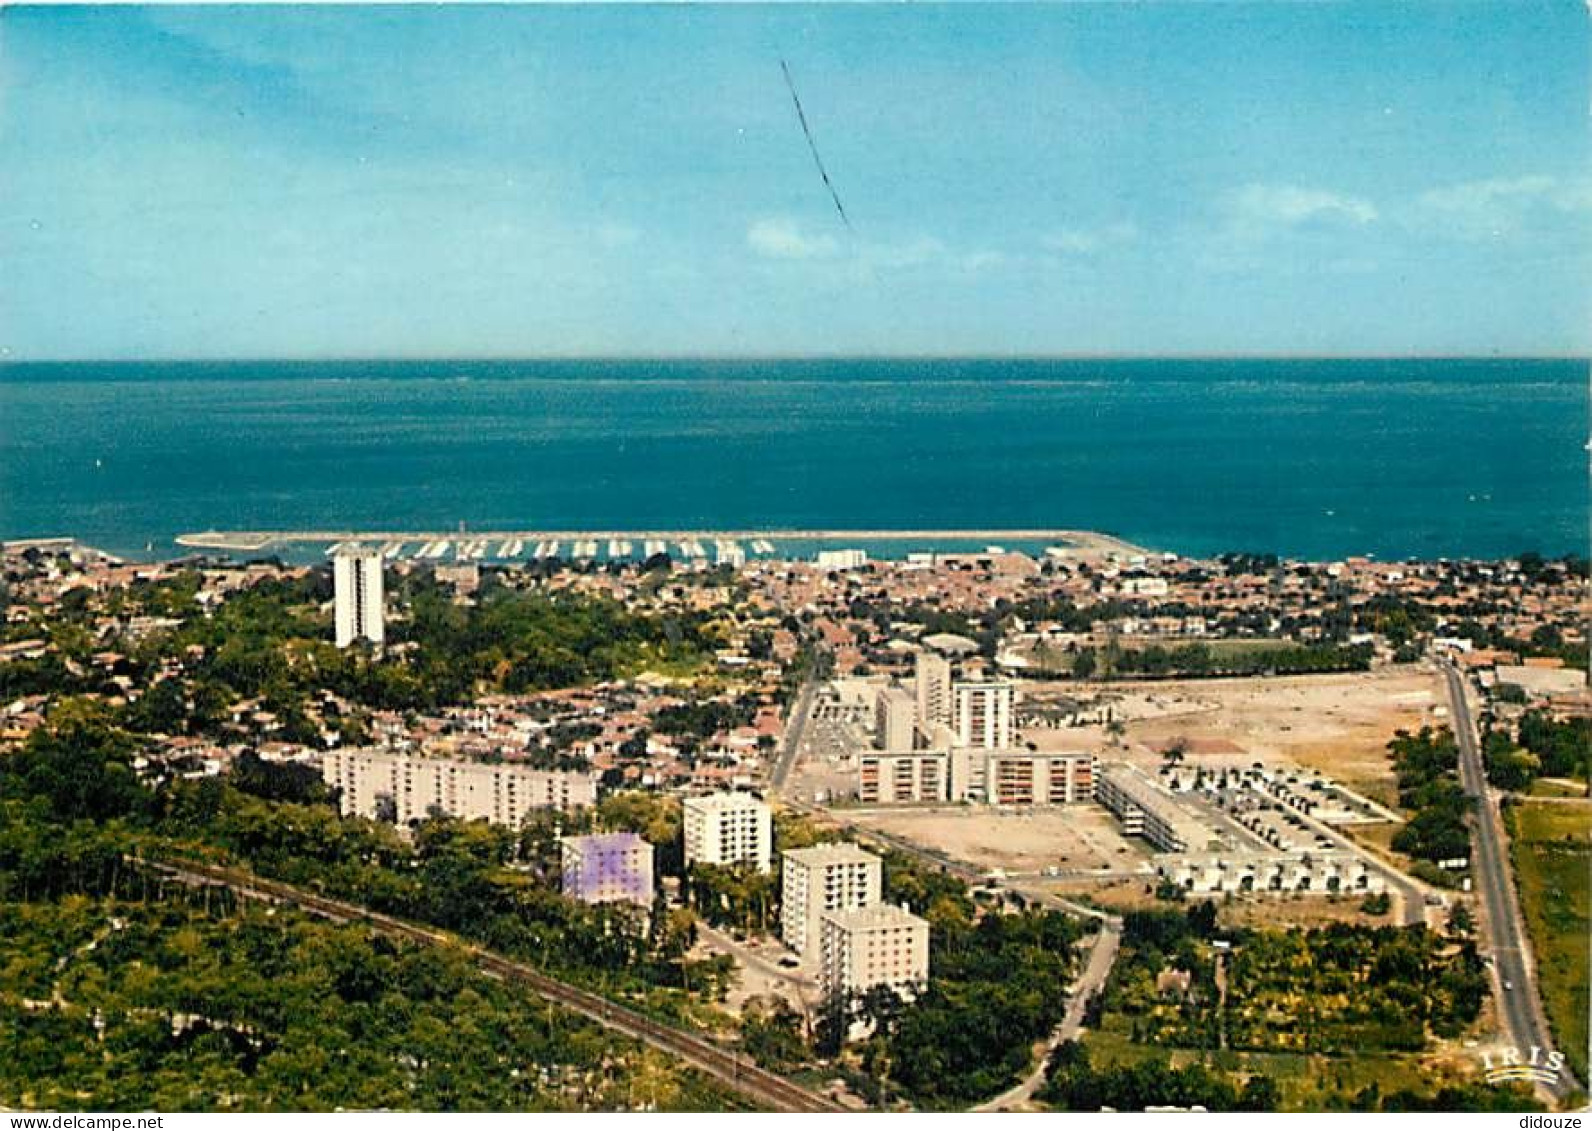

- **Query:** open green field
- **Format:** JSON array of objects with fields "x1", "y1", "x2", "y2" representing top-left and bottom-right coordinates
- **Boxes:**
[
  {"x1": 1506, "y1": 799, "x2": 1591, "y2": 1082},
  {"x1": 1113, "y1": 637, "x2": 1292, "y2": 654},
  {"x1": 1201, "y1": 638, "x2": 1294, "y2": 657},
  {"x1": 1529, "y1": 778, "x2": 1590, "y2": 800},
  {"x1": 1082, "y1": 1027, "x2": 1488, "y2": 1111}
]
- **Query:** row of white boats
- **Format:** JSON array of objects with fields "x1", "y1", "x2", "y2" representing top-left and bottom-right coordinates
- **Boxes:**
[{"x1": 323, "y1": 536, "x2": 780, "y2": 565}]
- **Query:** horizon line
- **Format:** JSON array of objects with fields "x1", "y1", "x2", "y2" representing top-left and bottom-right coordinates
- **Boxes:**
[{"x1": 4, "y1": 352, "x2": 1590, "y2": 365}]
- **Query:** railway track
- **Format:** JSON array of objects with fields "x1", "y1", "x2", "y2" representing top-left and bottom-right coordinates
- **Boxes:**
[{"x1": 139, "y1": 857, "x2": 842, "y2": 1113}]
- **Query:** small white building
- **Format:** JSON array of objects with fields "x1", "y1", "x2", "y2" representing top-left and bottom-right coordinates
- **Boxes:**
[
  {"x1": 1157, "y1": 851, "x2": 1384, "y2": 896},
  {"x1": 816, "y1": 548, "x2": 869, "y2": 571},
  {"x1": 1120, "y1": 577, "x2": 1170, "y2": 598}
]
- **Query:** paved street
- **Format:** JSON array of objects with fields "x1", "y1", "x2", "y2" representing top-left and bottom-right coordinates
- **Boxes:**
[
  {"x1": 1443, "y1": 663, "x2": 1580, "y2": 1102},
  {"x1": 768, "y1": 674, "x2": 819, "y2": 798}
]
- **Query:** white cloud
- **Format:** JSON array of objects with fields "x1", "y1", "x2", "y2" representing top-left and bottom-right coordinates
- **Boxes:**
[
  {"x1": 1414, "y1": 174, "x2": 1592, "y2": 237},
  {"x1": 746, "y1": 217, "x2": 840, "y2": 260},
  {"x1": 1042, "y1": 221, "x2": 1140, "y2": 256},
  {"x1": 746, "y1": 218, "x2": 1011, "y2": 278},
  {"x1": 1230, "y1": 183, "x2": 1378, "y2": 228},
  {"x1": 1419, "y1": 174, "x2": 1558, "y2": 213}
]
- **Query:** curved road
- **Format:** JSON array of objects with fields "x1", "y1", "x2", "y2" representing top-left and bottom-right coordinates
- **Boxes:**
[{"x1": 973, "y1": 920, "x2": 1122, "y2": 1111}]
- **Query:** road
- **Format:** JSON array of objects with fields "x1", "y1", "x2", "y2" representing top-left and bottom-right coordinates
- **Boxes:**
[
  {"x1": 829, "y1": 812, "x2": 1123, "y2": 1109},
  {"x1": 140, "y1": 857, "x2": 842, "y2": 1113},
  {"x1": 768, "y1": 673, "x2": 820, "y2": 799},
  {"x1": 973, "y1": 920, "x2": 1122, "y2": 1111},
  {"x1": 1442, "y1": 664, "x2": 1580, "y2": 1102}
]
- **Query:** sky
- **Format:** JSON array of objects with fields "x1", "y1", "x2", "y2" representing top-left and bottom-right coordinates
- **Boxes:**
[{"x1": 1, "y1": 2, "x2": 1588, "y2": 359}]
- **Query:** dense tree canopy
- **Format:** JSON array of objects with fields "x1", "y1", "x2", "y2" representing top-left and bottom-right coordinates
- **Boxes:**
[{"x1": 0, "y1": 887, "x2": 739, "y2": 1111}]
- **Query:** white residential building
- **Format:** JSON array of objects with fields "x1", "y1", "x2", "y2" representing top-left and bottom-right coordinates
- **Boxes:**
[
  {"x1": 323, "y1": 748, "x2": 595, "y2": 826},
  {"x1": 914, "y1": 650, "x2": 953, "y2": 728},
  {"x1": 1120, "y1": 576, "x2": 1170, "y2": 597},
  {"x1": 333, "y1": 547, "x2": 385, "y2": 648},
  {"x1": 954, "y1": 679, "x2": 1015, "y2": 749},
  {"x1": 781, "y1": 842, "x2": 883, "y2": 955},
  {"x1": 1158, "y1": 851, "x2": 1384, "y2": 896},
  {"x1": 682, "y1": 791, "x2": 772, "y2": 873},
  {"x1": 817, "y1": 903, "x2": 930, "y2": 1014},
  {"x1": 815, "y1": 548, "x2": 868, "y2": 571},
  {"x1": 1097, "y1": 763, "x2": 1217, "y2": 852},
  {"x1": 874, "y1": 685, "x2": 917, "y2": 752}
]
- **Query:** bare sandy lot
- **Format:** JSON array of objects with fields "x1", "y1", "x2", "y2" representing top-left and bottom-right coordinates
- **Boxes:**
[
  {"x1": 1021, "y1": 667, "x2": 1448, "y2": 807},
  {"x1": 846, "y1": 804, "x2": 1152, "y2": 876}
]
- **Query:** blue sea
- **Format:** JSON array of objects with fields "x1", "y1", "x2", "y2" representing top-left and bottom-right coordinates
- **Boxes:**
[{"x1": 1, "y1": 358, "x2": 1586, "y2": 562}]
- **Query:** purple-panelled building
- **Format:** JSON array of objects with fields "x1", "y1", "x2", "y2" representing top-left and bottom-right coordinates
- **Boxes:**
[{"x1": 560, "y1": 832, "x2": 655, "y2": 907}]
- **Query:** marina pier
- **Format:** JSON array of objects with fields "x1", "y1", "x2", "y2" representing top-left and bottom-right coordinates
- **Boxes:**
[{"x1": 175, "y1": 527, "x2": 1153, "y2": 562}]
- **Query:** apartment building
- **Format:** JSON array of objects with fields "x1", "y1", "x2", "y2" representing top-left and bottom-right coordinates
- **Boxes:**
[
  {"x1": 333, "y1": 547, "x2": 385, "y2": 648},
  {"x1": 323, "y1": 748, "x2": 596, "y2": 826},
  {"x1": 682, "y1": 791, "x2": 773, "y2": 873},
  {"x1": 913, "y1": 650, "x2": 952, "y2": 728},
  {"x1": 781, "y1": 842, "x2": 883, "y2": 955},
  {"x1": 858, "y1": 751, "x2": 950, "y2": 804},
  {"x1": 560, "y1": 832, "x2": 655, "y2": 907},
  {"x1": 1097, "y1": 763, "x2": 1217, "y2": 852},
  {"x1": 817, "y1": 903, "x2": 930, "y2": 1014},
  {"x1": 874, "y1": 685, "x2": 917, "y2": 752},
  {"x1": 954, "y1": 680, "x2": 1015, "y2": 749},
  {"x1": 954, "y1": 750, "x2": 1096, "y2": 806}
]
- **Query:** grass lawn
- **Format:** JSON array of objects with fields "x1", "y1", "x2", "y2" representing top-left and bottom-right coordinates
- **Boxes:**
[
  {"x1": 1529, "y1": 778, "x2": 1590, "y2": 800},
  {"x1": 1506, "y1": 799, "x2": 1591, "y2": 1082},
  {"x1": 1201, "y1": 638, "x2": 1294, "y2": 657}
]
